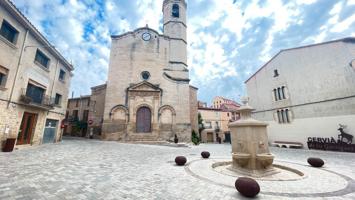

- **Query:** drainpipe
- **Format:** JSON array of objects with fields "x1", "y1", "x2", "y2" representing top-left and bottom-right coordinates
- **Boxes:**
[
  {"x1": 50, "y1": 59, "x2": 59, "y2": 99},
  {"x1": 7, "y1": 29, "x2": 29, "y2": 108}
]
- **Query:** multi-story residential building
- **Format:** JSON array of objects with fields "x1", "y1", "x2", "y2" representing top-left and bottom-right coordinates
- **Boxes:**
[
  {"x1": 0, "y1": 0, "x2": 73, "y2": 150},
  {"x1": 245, "y1": 37, "x2": 355, "y2": 147},
  {"x1": 212, "y1": 96, "x2": 239, "y2": 109},
  {"x1": 65, "y1": 95, "x2": 91, "y2": 137},
  {"x1": 88, "y1": 84, "x2": 107, "y2": 136},
  {"x1": 64, "y1": 84, "x2": 107, "y2": 137},
  {"x1": 198, "y1": 97, "x2": 240, "y2": 143}
]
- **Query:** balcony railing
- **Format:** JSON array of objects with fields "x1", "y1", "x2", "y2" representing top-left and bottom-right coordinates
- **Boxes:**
[{"x1": 19, "y1": 88, "x2": 55, "y2": 110}]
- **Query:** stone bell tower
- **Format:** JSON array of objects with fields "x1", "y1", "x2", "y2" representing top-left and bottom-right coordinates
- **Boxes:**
[{"x1": 163, "y1": 0, "x2": 188, "y2": 76}]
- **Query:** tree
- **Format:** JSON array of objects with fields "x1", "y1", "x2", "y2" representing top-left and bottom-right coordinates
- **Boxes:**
[
  {"x1": 191, "y1": 130, "x2": 200, "y2": 145},
  {"x1": 198, "y1": 112, "x2": 205, "y2": 134}
]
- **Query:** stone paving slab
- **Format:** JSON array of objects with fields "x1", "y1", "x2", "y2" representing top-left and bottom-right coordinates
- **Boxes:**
[
  {"x1": 0, "y1": 138, "x2": 355, "y2": 199},
  {"x1": 187, "y1": 157, "x2": 351, "y2": 196}
]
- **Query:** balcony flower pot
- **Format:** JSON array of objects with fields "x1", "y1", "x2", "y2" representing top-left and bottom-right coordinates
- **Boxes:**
[
  {"x1": 20, "y1": 95, "x2": 32, "y2": 104},
  {"x1": 3, "y1": 138, "x2": 16, "y2": 152}
]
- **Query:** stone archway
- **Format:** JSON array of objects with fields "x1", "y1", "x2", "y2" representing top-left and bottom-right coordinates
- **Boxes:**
[{"x1": 136, "y1": 106, "x2": 151, "y2": 133}]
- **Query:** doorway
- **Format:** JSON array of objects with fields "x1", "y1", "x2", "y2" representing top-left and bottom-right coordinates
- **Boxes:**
[
  {"x1": 43, "y1": 119, "x2": 58, "y2": 144},
  {"x1": 136, "y1": 107, "x2": 151, "y2": 133},
  {"x1": 17, "y1": 112, "x2": 38, "y2": 145},
  {"x1": 207, "y1": 132, "x2": 214, "y2": 143}
]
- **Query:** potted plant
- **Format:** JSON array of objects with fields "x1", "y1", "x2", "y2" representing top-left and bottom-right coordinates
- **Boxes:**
[{"x1": 174, "y1": 134, "x2": 178, "y2": 143}]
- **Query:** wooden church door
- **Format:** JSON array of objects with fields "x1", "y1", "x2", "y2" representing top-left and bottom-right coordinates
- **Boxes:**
[{"x1": 136, "y1": 107, "x2": 151, "y2": 133}]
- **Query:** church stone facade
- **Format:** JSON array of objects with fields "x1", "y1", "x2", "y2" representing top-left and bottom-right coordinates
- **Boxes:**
[{"x1": 102, "y1": 0, "x2": 197, "y2": 142}]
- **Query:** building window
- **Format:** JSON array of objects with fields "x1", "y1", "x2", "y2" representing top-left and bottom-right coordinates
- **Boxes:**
[
  {"x1": 55, "y1": 93, "x2": 62, "y2": 106},
  {"x1": 273, "y1": 86, "x2": 287, "y2": 101},
  {"x1": 26, "y1": 83, "x2": 45, "y2": 104},
  {"x1": 204, "y1": 122, "x2": 212, "y2": 129},
  {"x1": 87, "y1": 99, "x2": 91, "y2": 107},
  {"x1": 72, "y1": 110, "x2": 79, "y2": 120},
  {"x1": 141, "y1": 71, "x2": 150, "y2": 80},
  {"x1": 281, "y1": 86, "x2": 286, "y2": 99},
  {"x1": 273, "y1": 69, "x2": 279, "y2": 77},
  {"x1": 276, "y1": 109, "x2": 291, "y2": 124},
  {"x1": 273, "y1": 89, "x2": 277, "y2": 101},
  {"x1": 227, "y1": 113, "x2": 230, "y2": 117},
  {"x1": 35, "y1": 49, "x2": 50, "y2": 68},
  {"x1": 0, "y1": 20, "x2": 19, "y2": 44},
  {"x1": 59, "y1": 69, "x2": 66, "y2": 81},
  {"x1": 0, "y1": 66, "x2": 8, "y2": 87},
  {"x1": 76, "y1": 99, "x2": 79, "y2": 107},
  {"x1": 172, "y1": 4, "x2": 179, "y2": 18},
  {"x1": 65, "y1": 111, "x2": 69, "y2": 119},
  {"x1": 83, "y1": 110, "x2": 89, "y2": 121}
]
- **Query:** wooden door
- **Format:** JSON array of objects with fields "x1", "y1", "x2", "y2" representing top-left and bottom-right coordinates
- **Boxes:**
[
  {"x1": 136, "y1": 107, "x2": 151, "y2": 133},
  {"x1": 207, "y1": 132, "x2": 214, "y2": 143},
  {"x1": 17, "y1": 112, "x2": 37, "y2": 145}
]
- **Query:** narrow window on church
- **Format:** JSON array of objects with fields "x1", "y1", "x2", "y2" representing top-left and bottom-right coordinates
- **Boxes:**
[{"x1": 172, "y1": 4, "x2": 179, "y2": 18}]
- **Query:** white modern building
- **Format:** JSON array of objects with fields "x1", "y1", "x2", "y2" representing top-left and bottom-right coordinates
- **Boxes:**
[{"x1": 245, "y1": 38, "x2": 355, "y2": 147}]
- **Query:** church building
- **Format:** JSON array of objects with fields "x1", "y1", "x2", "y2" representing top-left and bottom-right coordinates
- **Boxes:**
[{"x1": 101, "y1": 0, "x2": 198, "y2": 142}]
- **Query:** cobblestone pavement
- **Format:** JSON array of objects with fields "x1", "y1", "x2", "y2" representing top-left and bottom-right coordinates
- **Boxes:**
[{"x1": 1, "y1": 137, "x2": 355, "y2": 200}]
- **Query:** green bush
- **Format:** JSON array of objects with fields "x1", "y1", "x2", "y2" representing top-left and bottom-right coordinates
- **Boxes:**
[{"x1": 191, "y1": 130, "x2": 200, "y2": 145}]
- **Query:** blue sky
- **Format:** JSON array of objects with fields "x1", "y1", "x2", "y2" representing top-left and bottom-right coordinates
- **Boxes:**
[{"x1": 12, "y1": 0, "x2": 355, "y2": 105}]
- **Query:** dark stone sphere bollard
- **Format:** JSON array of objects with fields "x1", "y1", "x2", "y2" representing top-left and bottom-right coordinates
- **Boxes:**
[
  {"x1": 307, "y1": 157, "x2": 324, "y2": 167},
  {"x1": 201, "y1": 151, "x2": 210, "y2": 159},
  {"x1": 175, "y1": 156, "x2": 187, "y2": 166},
  {"x1": 235, "y1": 177, "x2": 260, "y2": 198}
]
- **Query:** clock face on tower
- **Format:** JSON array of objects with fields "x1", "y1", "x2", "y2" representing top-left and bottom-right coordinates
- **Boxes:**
[{"x1": 142, "y1": 32, "x2": 151, "y2": 41}]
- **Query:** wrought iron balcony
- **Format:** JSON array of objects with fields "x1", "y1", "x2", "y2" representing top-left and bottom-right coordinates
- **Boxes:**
[{"x1": 19, "y1": 88, "x2": 55, "y2": 110}]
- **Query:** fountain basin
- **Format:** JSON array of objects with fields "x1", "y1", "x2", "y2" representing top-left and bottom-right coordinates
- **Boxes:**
[
  {"x1": 256, "y1": 153, "x2": 274, "y2": 168},
  {"x1": 232, "y1": 153, "x2": 251, "y2": 167}
]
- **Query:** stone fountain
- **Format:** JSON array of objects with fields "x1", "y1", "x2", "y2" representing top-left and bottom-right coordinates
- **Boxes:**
[{"x1": 228, "y1": 97, "x2": 278, "y2": 177}]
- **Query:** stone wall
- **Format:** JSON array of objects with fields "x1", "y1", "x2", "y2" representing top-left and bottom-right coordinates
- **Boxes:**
[
  {"x1": 0, "y1": 100, "x2": 65, "y2": 150},
  {"x1": 189, "y1": 86, "x2": 198, "y2": 134},
  {"x1": 0, "y1": 101, "x2": 20, "y2": 149}
]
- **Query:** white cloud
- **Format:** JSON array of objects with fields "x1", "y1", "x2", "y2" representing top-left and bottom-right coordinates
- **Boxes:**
[
  {"x1": 331, "y1": 14, "x2": 355, "y2": 33},
  {"x1": 10, "y1": 0, "x2": 355, "y2": 102},
  {"x1": 347, "y1": 0, "x2": 355, "y2": 6},
  {"x1": 136, "y1": 0, "x2": 163, "y2": 31}
]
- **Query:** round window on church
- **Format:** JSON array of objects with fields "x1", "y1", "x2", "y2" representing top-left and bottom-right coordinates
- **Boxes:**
[{"x1": 141, "y1": 71, "x2": 150, "y2": 80}]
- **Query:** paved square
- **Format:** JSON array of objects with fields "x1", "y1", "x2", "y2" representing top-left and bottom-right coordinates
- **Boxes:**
[{"x1": 1, "y1": 138, "x2": 355, "y2": 199}]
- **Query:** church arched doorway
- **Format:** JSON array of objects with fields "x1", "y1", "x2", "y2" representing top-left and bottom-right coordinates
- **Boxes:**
[{"x1": 136, "y1": 106, "x2": 151, "y2": 133}]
